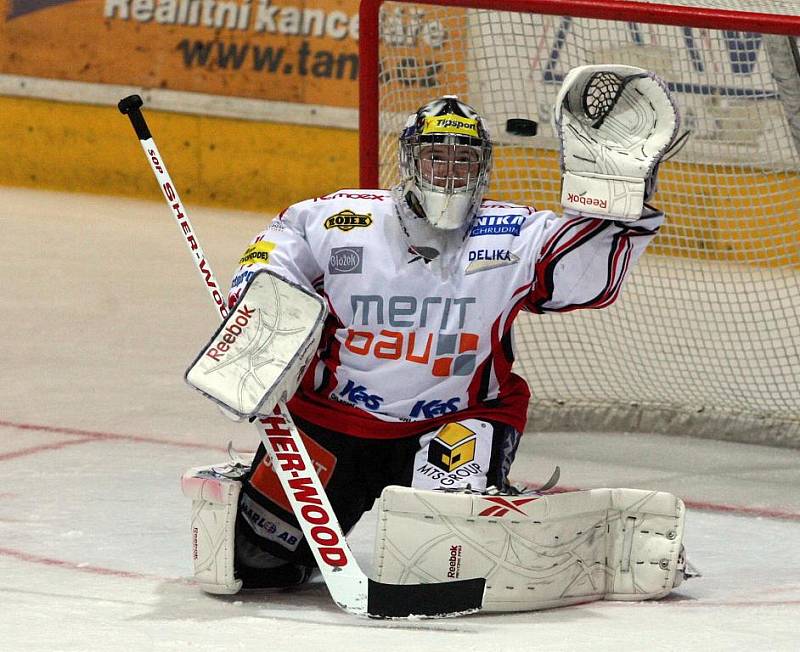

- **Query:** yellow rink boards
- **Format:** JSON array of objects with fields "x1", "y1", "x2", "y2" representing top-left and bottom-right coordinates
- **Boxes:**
[
  {"x1": 0, "y1": 94, "x2": 359, "y2": 214},
  {"x1": 492, "y1": 147, "x2": 800, "y2": 268},
  {"x1": 3, "y1": 93, "x2": 798, "y2": 266}
]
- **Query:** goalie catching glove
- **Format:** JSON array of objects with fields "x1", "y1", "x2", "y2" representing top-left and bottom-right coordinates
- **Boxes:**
[
  {"x1": 185, "y1": 269, "x2": 327, "y2": 418},
  {"x1": 554, "y1": 64, "x2": 680, "y2": 221}
]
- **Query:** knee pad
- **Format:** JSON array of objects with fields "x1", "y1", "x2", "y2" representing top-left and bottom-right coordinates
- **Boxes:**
[
  {"x1": 235, "y1": 535, "x2": 315, "y2": 589},
  {"x1": 182, "y1": 459, "x2": 314, "y2": 594}
]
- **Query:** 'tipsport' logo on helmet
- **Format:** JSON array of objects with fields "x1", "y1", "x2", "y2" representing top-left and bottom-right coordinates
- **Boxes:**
[{"x1": 422, "y1": 114, "x2": 479, "y2": 138}]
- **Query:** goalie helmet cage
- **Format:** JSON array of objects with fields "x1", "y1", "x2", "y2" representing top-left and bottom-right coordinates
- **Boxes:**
[{"x1": 359, "y1": 0, "x2": 800, "y2": 447}]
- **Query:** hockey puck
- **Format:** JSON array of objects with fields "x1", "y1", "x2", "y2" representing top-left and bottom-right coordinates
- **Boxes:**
[{"x1": 505, "y1": 118, "x2": 538, "y2": 137}]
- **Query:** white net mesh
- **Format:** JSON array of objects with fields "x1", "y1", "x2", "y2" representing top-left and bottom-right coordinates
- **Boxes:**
[{"x1": 372, "y1": 1, "x2": 800, "y2": 445}]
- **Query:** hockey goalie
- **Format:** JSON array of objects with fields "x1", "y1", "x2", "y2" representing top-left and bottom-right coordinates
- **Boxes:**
[{"x1": 181, "y1": 65, "x2": 697, "y2": 611}]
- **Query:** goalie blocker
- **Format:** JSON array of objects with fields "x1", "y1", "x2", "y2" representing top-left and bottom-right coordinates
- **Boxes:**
[
  {"x1": 374, "y1": 485, "x2": 694, "y2": 612},
  {"x1": 185, "y1": 269, "x2": 327, "y2": 418}
]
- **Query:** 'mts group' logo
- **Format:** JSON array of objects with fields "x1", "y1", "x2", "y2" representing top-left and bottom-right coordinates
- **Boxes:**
[
  {"x1": 344, "y1": 294, "x2": 479, "y2": 377},
  {"x1": 413, "y1": 420, "x2": 492, "y2": 490},
  {"x1": 427, "y1": 423, "x2": 476, "y2": 472}
]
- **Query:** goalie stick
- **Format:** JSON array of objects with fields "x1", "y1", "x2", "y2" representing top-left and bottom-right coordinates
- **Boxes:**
[{"x1": 117, "y1": 95, "x2": 485, "y2": 619}]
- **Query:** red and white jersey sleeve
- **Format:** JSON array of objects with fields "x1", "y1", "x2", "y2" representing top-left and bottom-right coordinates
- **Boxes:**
[{"x1": 228, "y1": 189, "x2": 663, "y2": 439}]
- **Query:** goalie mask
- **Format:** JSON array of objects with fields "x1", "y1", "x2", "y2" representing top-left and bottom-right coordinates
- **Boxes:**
[{"x1": 399, "y1": 96, "x2": 493, "y2": 230}]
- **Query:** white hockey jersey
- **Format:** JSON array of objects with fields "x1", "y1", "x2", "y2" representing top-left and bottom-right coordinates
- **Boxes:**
[{"x1": 228, "y1": 189, "x2": 663, "y2": 439}]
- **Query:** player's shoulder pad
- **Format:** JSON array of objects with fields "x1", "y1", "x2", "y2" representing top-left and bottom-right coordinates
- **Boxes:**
[
  {"x1": 298, "y1": 189, "x2": 396, "y2": 232},
  {"x1": 280, "y1": 189, "x2": 393, "y2": 219},
  {"x1": 471, "y1": 198, "x2": 551, "y2": 234},
  {"x1": 312, "y1": 188, "x2": 393, "y2": 204},
  {"x1": 477, "y1": 198, "x2": 539, "y2": 214}
]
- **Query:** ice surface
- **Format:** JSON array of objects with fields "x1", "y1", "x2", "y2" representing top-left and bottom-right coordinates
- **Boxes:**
[{"x1": 2, "y1": 188, "x2": 798, "y2": 651}]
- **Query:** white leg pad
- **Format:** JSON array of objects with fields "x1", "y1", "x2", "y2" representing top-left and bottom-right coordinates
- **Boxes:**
[
  {"x1": 373, "y1": 486, "x2": 687, "y2": 612},
  {"x1": 181, "y1": 463, "x2": 246, "y2": 595}
]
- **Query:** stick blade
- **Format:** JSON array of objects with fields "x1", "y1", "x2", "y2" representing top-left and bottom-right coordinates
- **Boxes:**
[{"x1": 366, "y1": 577, "x2": 485, "y2": 619}]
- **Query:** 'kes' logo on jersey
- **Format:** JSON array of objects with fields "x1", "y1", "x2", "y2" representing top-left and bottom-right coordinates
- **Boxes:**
[
  {"x1": 410, "y1": 397, "x2": 460, "y2": 419},
  {"x1": 337, "y1": 379, "x2": 383, "y2": 410}
]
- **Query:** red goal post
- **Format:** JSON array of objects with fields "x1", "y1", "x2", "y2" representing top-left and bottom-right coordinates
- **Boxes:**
[{"x1": 358, "y1": 0, "x2": 800, "y2": 446}]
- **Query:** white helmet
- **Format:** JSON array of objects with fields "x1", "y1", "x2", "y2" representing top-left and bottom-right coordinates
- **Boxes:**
[{"x1": 399, "y1": 96, "x2": 493, "y2": 230}]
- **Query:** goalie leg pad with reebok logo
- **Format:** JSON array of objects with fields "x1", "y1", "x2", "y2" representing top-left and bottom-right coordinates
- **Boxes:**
[
  {"x1": 373, "y1": 486, "x2": 688, "y2": 612},
  {"x1": 181, "y1": 461, "x2": 249, "y2": 595}
]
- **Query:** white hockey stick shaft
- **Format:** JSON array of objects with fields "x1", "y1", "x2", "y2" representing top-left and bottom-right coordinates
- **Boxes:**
[
  {"x1": 118, "y1": 95, "x2": 484, "y2": 618},
  {"x1": 253, "y1": 407, "x2": 370, "y2": 612},
  {"x1": 120, "y1": 125, "x2": 227, "y2": 318},
  {"x1": 253, "y1": 403, "x2": 483, "y2": 617},
  {"x1": 117, "y1": 95, "x2": 370, "y2": 615}
]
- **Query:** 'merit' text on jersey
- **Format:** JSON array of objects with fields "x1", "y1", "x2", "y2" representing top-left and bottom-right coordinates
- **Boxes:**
[{"x1": 350, "y1": 294, "x2": 476, "y2": 329}]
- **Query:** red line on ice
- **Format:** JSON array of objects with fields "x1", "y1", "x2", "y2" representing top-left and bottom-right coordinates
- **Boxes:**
[
  {"x1": 0, "y1": 437, "x2": 100, "y2": 461},
  {"x1": 0, "y1": 419, "x2": 229, "y2": 458},
  {"x1": 0, "y1": 546, "x2": 190, "y2": 584},
  {"x1": 682, "y1": 498, "x2": 800, "y2": 522},
  {"x1": 3, "y1": 419, "x2": 799, "y2": 522},
  {"x1": 587, "y1": 597, "x2": 800, "y2": 609},
  {"x1": 518, "y1": 482, "x2": 800, "y2": 522}
]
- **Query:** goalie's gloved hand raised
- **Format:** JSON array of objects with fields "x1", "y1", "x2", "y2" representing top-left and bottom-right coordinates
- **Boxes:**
[{"x1": 553, "y1": 64, "x2": 679, "y2": 221}]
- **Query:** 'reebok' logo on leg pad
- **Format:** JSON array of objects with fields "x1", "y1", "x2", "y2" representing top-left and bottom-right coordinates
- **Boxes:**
[{"x1": 477, "y1": 496, "x2": 538, "y2": 517}]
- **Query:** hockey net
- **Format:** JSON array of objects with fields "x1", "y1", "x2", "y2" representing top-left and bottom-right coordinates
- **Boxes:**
[{"x1": 360, "y1": 0, "x2": 800, "y2": 446}]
